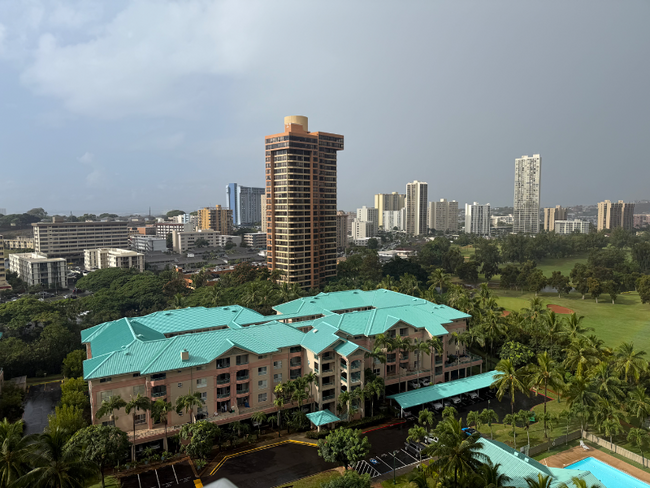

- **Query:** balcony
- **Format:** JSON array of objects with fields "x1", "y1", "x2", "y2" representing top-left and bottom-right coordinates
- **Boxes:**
[
  {"x1": 350, "y1": 360, "x2": 361, "y2": 370},
  {"x1": 217, "y1": 360, "x2": 231, "y2": 369},
  {"x1": 236, "y1": 371, "x2": 249, "y2": 382},
  {"x1": 322, "y1": 352, "x2": 334, "y2": 361},
  {"x1": 217, "y1": 375, "x2": 230, "y2": 385},
  {"x1": 386, "y1": 354, "x2": 396, "y2": 363},
  {"x1": 385, "y1": 367, "x2": 431, "y2": 379},
  {"x1": 445, "y1": 353, "x2": 483, "y2": 367},
  {"x1": 340, "y1": 375, "x2": 347, "y2": 383},
  {"x1": 435, "y1": 357, "x2": 443, "y2": 365},
  {"x1": 217, "y1": 388, "x2": 231, "y2": 399},
  {"x1": 321, "y1": 365, "x2": 334, "y2": 375},
  {"x1": 340, "y1": 360, "x2": 347, "y2": 370},
  {"x1": 351, "y1": 373, "x2": 361, "y2": 384},
  {"x1": 322, "y1": 393, "x2": 335, "y2": 401},
  {"x1": 236, "y1": 386, "x2": 250, "y2": 395}
]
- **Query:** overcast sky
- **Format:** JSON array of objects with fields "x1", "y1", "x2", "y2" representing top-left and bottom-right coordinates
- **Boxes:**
[{"x1": 1, "y1": 1, "x2": 649, "y2": 216}]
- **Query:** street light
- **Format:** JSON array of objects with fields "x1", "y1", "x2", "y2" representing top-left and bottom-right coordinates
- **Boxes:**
[{"x1": 392, "y1": 450, "x2": 400, "y2": 485}]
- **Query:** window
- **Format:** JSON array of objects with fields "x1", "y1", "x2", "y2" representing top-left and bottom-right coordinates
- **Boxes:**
[
  {"x1": 177, "y1": 383, "x2": 183, "y2": 388},
  {"x1": 151, "y1": 385, "x2": 167, "y2": 398},
  {"x1": 274, "y1": 373, "x2": 282, "y2": 383},
  {"x1": 258, "y1": 355, "x2": 268, "y2": 360},
  {"x1": 314, "y1": 362, "x2": 319, "y2": 373},
  {"x1": 387, "y1": 330, "x2": 396, "y2": 338},
  {"x1": 196, "y1": 378, "x2": 207, "y2": 388},
  {"x1": 373, "y1": 368, "x2": 381, "y2": 376},
  {"x1": 289, "y1": 346, "x2": 301, "y2": 353},
  {"x1": 258, "y1": 380, "x2": 268, "y2": 389},
  {"x1": 274, "y1": 361, "x2": 282, "y2": 369},
  {"x1": 217, "y1": 358, "x2": 230, "y2": 369},
  {"x1": 351, "y1": 360, "x2": 361, "y2": 370},
  {"x1": 290, "y1": 357, "x2": 301, "y2": 367},
  {"x1": 258, "y1": 393, "x2": 268, "y2": 403},
  {"x1": 135, "y1": 414, "x2": 146, "y2": 425},
  {"x1": 236, "y1": 354, "x2": 249, "y2": 365},
  {"x1": 400, "y1": 327, "x2": 408, "y2": 336},
  {"x1": 99, "y1": 377, "x2": 112, "y2": 383},
  {"x1": 133, "y1": 385, "x2": 145, "y2": 397},
  {"x1": 400, "y1": 352, "x2": 409, "y2": 361},
  {"x1": 200, "y1": 391, "x2": 207, "y2": 402},
  {"x1": 258, "y1": 366, "x2": 267, "y2": 376},
  {"x1": 196, "y1": 365, "x2": 206, "y2": 371},
  {"x1": 99, "y1": 391, "x2": 113, "y2": 403},
  {"x1": 151, "y1": 373, "x2": 166, "y2": 380}
]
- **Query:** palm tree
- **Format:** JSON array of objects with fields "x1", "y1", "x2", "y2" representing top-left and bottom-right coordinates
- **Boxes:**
[
  {"x1": 251, "y1": 412, "x2": 267, "y2": 438},
  {"x1": 410, "y1": 339, "x2": 430, "y2": 382},
  {"x1": 398, "y1": 273, "x2": 420, "y2": 297},
  {"x1": 588, "y1": 362, "x2": 625, "y2": 402},
  {"x1": 392, "y1": 336, "x2": 411, "y2": 393},
  {"x1": 175, "y1": 391, "x2": 203, "y2": 424},
  {"x1": 364, "y1": 348, "x2": 386, "y2": 395},
  {"x1": 427, "y1": 268, "x2": 452, "y2": 293},
  {"x1": 171, "y1": 293, "x2": 186, "y2": 309},
  {"x1": 125, "y1": 394, "x2": 152, "y2": 461},
  {"x1": 267, "y1": 415, "x2": 278, "y2": 437},
  {"x1": 418, "y1": 409, "x2": 435, "y2": 430},
  {"x1": 95, "y1": 395, "x2": 127, "y2": 424},
  {"x1": 525, "y1": 352, "x2": 563, "y2": 437},
  {"x1": 627, "y1": 386, "x2": 650, "y2": 427},
  {"x1": 480, "y1": 309, "x2": 507, "y2": 361},
  {"x1": 151, "y1": 399, "x2": 173, "y2": 451},
  {"x1": 337, "y1": 391, "x2": 351, "y2": 421},
  {"x1": 479, "y1": 459, "x2": 512, "y2": 488},
  {"x1": 524, "y1": 473, "x2": 553, "y2": 488},
  {"x1": 406, "y1": 425, "x2": 427, "y2": 465},
  {"x1": 425, "y1": 336, "x2": 443, "y2": 385},
  {"x1": 205, "y1": 284, "x2": 222, "y2": 307},
  {"x1": 366, "y1": 378, "x2": 383, "y2": 418},
  {"x1": 563, "y1": 338, "x2": 599, "y2": 378},
  {"x1": 522, "y1": 297, "x2": 545, "y2": 321},
  {"x1": 303, "y1": 372, "x2": 317, "y2": 412},
  {"x1": 601, "y1": 417, "x2": 622, "y2": 450},
  {"x1": 292, "y1": 389, "x2": 308, "y2": 410},
  {"x1": 492, "y1": 359, "x2": 528, "y2": 417},
  {"x1": 273, "y1": 384, "x2": 285, "y2": 437},
  {"x1": 561, "y1": 313, "x2": 589, "y2": 343},
  {"x1": 466, "y1": 411, "x2": 480, "y2": 430},
  {"x1": 0, "y1": 419, "x2": 35, "y2": 487},
  {"x1": 480, "y1": 408, "x2": 499, "y2": 440},
  {"x1": 503, "y1": 413, "x2": 518, "y2": 449},
  {"x1": 614, "y1": 342, "x2": 647, "y2": 383},
  {"x1": 542, "y1": 311, "x2": 565, "y2": 348},
  {"x1": 14, "y1": 428, "x2": 99, "y2": 488},
  {"x1": 564, "y1": 477, "x2": 603, "y2": 488},
  {"x1": 517, "y1": 410, "x2": 532, "y2": 449},
  {"x1": 627, "y1": 428, "x2": 649, "y2": 467}
]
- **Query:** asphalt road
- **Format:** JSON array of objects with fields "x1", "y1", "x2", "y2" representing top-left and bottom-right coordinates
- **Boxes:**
[{"x1": 23, "y1": 382, "x2": 62, "y2": 435}]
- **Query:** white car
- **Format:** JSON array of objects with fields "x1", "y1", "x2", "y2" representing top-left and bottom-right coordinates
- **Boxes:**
[
  {"x1": 409, "y1": 380, "x2": 421, "y2": 389},
  {"x1": 424, "y1": 434, "x2": 439, "y2": 444},
  {"x1": 420, "y1": 378, "x2": 430, "y2": 387}
]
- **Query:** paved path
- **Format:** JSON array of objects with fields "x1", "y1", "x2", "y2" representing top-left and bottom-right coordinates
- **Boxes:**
[{"x1": 23, "y1": 382, "x2": 62, "y2": 435}]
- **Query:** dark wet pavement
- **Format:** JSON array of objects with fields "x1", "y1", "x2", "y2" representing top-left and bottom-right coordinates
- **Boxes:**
[
  {"x1": 120, "y1": 461, "x2": 197, "y2": 488},
  {"x1": 23, "y1": 382, "x2": 62, "y2": 435}
]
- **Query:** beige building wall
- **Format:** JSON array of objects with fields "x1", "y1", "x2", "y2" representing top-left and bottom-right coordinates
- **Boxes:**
[
  {"x1": 0, "y1": 236, "x2": 10, "y2": 290},
  {"x1": 3, "y1": 237, "x2": 34, "y2": 250},
  {"x1": 543, "y1": 206, "x2": 567, "y2": 231},
  {"x1": 260, "y1": 194, "x2": 268, "y2": 233},
  {"x1": 597, "y1": 200, "x2": 635, "y2": 231},
  {"x1": 428, "y1": 199, "x2": 459, "y2": 232},
  {"x1": 375, "y1": 193, "x2": 406, "y2": 228},
  {"x1": 336, "y1": 211, "x2": 348, "y2": 251},
  {"x1": 198, "y1": 205, "x2": 233, "y2": 235},
  {"x1": 406, "y1": 181, "x2": 428, "y2": 235}
]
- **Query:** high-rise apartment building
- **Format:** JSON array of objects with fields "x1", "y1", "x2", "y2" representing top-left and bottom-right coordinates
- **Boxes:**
[
  {"x1": 374, "y1": 192, "x2": 406, "y2": 229},
  {"x1": 265, "y1": 116, "x2": 343, "y2": 289},
  {"x1": 336, "y1": 211, "x2": 348, "y2": 252},
  {"x1": 513, "y1": 154, "x2": 541, "y2": 234},
  {"x1": 383, "y1": 209, "x2": 406, "y2": 231},
  {"x1": 428, "y1": 199, "x2": 459, "y2": 232},
  {"x1": 356, "y1": 206, "x2": 379, "y2": 237},
  {"x1": 465, "y1": 202, "x2": 491, "y2": 236},
  {"x1": 226, "y1": 184, "x2": 265, "y2": 226},
  {"x1": 597, "y1": 200, "x2": 635, "y2": 231},
  {"x1": 351, "y1": 219, "x2": 374, "y2": 240},
  {"x1": 543, "y1": 206, "x2": 567, "y2": 231},
  {"x1": 406, "y1": 181, "x2": 428, "y2": 236},
  {"x1": 32, "y1": 217, "x2": 128, "y2": 262},
  {"x1": 198, "y1": 205, "x2": 233, "y2": 235},
  {"x1": 0, "y1": 236, "x2": 11, "y2": 291}
]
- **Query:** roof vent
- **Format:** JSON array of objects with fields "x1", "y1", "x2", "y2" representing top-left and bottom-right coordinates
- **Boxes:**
[
  {"x1": 181, "y1": 349, "x2": 189, "y2": 361},
  {"x1": 312, "y1": 329, "x2": 318, "y2": 333}
]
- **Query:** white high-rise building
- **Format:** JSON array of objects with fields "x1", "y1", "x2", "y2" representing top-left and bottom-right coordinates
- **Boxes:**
[
  {"x1": 383, "y1": 209, "x2": 406, "y2": 232},
  {"x1": 356, "y1": 206, "x2": 379, "y2": 237},
  {"x1": 406, "y1": 180, "x2": 428, "y2": 236},
  {"x1": 428, "y1": 199, "x2": 459, "y2": 232},
  {"x1": 513, "y1": 154, "x2": 541, "y2": 234},
  {"x1": 351, "y1": 219, "x2": 374, "y2": 240},
  {"x1": 374, "y1": 193, "x2": 406, "y2": 228},
  {"x1": 465, "y1": 202, "x2": 491, "y2": 236}
]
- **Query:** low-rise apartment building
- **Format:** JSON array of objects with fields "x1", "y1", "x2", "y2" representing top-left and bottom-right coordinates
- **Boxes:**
[
  {"x1": 9, "y1": 252, "x2": 67, "y2": 289},
  {"x1": 243, "y1": 233, "x2": 267, "y2": 249},
  {"x1": 3, "y1": 237, "x2": 34, "y2": 250},
  {"x1": 172, "y1": 230, "x2": 242, "y2": 253},
  {"x1": 553, "y1": 220, "x2": 591, "y2": 235},
  {"x1": 84, "y1": 248, "x2": 145, "y2": 272},
  {"x1": 82, "y1": 289, "x2": 481, "y2": 447},
  {"x1": 130, "y1": 236, "x2": 167, "y2": 253},
  {"x1": 155, "y1": 222, "x2": 194, "y2": 238},
  {"x1": 634, "y1": 214, "x2": 650, "y2": 228},
  {"x1": 0, "y1": 236, "x2": 10, "y2": 291}
]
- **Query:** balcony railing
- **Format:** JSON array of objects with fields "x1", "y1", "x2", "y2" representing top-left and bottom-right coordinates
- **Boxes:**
[
  {"x1": 236, "y1": 387, "x2": 250, "y2": 395},
  {"x1": 217, "y1": 377, "x2": 230, "y2": 385},
  {"x1": 385, "y1": 368, "x2": 431, "y2": 379},
  {"x1": 235, "y1": 373, "x2": 249, "y2": 381},
  {"x1": 322, "y1": 393, "x2": 335, "y2": 401},
  {"x1": 340, "y1": 376, "x2": 347, "y2": 383},
  {"x1": 217, "y1": 392, "x2": 231, "y2": 399},
  {"x1": 351, "y1": 375, "x2": 361, "y2": 384},
  {"x1": 445, "y1": 353, "x2": 483, "y2": 367}
]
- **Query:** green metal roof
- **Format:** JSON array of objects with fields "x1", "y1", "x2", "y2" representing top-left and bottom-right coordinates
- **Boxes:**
[
  {"x1": 306, "y1": 409, "x2": 340, "y2": 427},
  {"x1": 387, "y1": 371, "x2": 499, "y2": 409},
  {"x1": 334, "y1": 340, "x2": 362, "y2": 357},
  {"x1": 479, "y1": 439, "x2": 603, "y2": 488}
]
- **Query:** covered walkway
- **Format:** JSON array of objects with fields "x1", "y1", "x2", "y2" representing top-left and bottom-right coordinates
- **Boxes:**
[
  {"x1": 306, "y1": 409, "x2": 341, "y2": 432},
  {"x1": 387, "y1": 370, "x2": 499, "y2": 410}
]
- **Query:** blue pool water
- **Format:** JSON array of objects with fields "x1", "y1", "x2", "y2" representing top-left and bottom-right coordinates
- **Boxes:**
[{"x1": 566, "y1": 457, "x2": 650, "y2": 488}]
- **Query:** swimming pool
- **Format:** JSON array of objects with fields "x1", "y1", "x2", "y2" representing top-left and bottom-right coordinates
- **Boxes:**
[{"x1": 566, "y1": 457, "x2": 650, "y2": 488}]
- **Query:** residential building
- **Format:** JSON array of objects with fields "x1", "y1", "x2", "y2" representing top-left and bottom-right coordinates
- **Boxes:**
[
  {"x1": 82, "y1": 289, "x2": 480, "y2": 447},
  {"x1": 554, "y1": 220, "x2": 590, "y2": 235},
  {"x1": 3, "y1": 237, "x2": 34, "y2": 250},
  {"x1": 465, "y1": 202, "x2": 491, "y2": 236},
  {"x1": 351, "y1": 219, "x2": 374, "y2": 240},
  {"x1": 491, "y1": 214, "x2": 513, "y2": 226},
  {"x1": 226, "y1": 184, "x2": 265, "y2": 226},
  {"x1": 513, "y1": 154, "x2": 541, "y2": 234},
  {"x1": 243, "y1": 233, "x2": 267, "y2": 249},
  {"x1": 336, "y1": 211, "x2": 348, "y2": 252},
  {"x1": 374, "y1": 192, "x2": 405, "y2": 228},
  {"x1": 130, "y1": 235, "x2": 167, "y2": 253},
  {"x1": 356, "y1": 206, "x2": 379, "y2": 237},
  {"x1": 198, "y1": 205, "x2": 233, "y2": 235},
  {"x1": 171, "y1": 214, "x2": 192, "y2": 224},
  {"x1": 405, "y1": 181, "x2": 428, "y2": 236},
  {"x1": 543, "y1": 206, "x2": 567, "y2": 231},
  {"x1": 84, "y1": 248, "x2": 145, "y2": 273},
  {"x1": 32, "y1": 217, "x2": 128, "y2": 263},
  {"x1": 0, "y1": 236, "x2": 10, "y2": 291},
  {"x1": 597, "y1": 200, "x2": 635, "y2": 231},
  {"x1": 172, "y1": 230, "x2": 242, "y2": 253},
  {"x1": 154, "y1": 222, "x2": 193, "y2": 238},
  {"x1": 260, "y1": 195, "x2": 268, "y2": 233},
  {"x1": 9, "y1": 252, "x2": 67, "y2": 289},
  {"x1": 428, "y1": 199, "x2": 458, "y2": 232},
  {"x1": 383, "y1": 209, "x2": 406, "y2": 232},
  {"x1": 346, "y1": 212, "x2": 356, "y2": 235},
  {"x1": 134, "y1": 226, "x2": 156, "y2": 236},
  {"x1": 634, "y1": 214, "x2": 650, "y2": 228},
  {"x1": 265, "y1": 116, "x2": 343, "y2": 289},
  {"x1": 352, "y1": 238, "x2": 372, "y2": 247}
]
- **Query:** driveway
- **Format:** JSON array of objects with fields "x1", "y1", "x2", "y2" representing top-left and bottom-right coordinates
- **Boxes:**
[{"x1": 23, "y1": 382, "x2": 62, "y2": 435}]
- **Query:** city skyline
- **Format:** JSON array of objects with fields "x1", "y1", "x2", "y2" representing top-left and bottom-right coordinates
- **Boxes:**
[{"x1": 1, "y1": 2, "x2": 649, "y2": 214}]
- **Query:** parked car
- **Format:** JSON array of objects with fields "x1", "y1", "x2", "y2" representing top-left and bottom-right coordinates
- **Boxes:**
[
  {"x1": 408, "y1": 380, "x2": 421, "y2": 389},
  {"x1": 424, "y1": 434, "x2": 439, "y2": 444},
  {"x1": 404, "y1": 441, "x2": 427, "y2": 457},
  {"x1": 462, "y1": 427, "x2": 480, "y2": 437},
  {"x1": 420, "y1": 378, "x2": 430, "y2": 387}
]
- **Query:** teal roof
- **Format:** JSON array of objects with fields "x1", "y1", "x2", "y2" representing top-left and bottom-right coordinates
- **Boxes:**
[
  {"x1": 388, "y1": 371, "x2": 499, "y2": 409},
  {"x1": 479, "y1": 439, "x2": 603, "y2": 488},
  {"x1": 334, "y1": 341, "x2": 362, "y2": 357},
  {"x1": 306, "y1": 409, "x2": 340, "y2": 427}
]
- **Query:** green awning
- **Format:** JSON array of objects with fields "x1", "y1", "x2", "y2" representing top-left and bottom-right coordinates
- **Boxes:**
[
  {"x1": 387, "y1": 371, "x2": 498, "y2": 410},
  {"x1": 306, "y1": 409, "x2": 341, "y2": 427}
]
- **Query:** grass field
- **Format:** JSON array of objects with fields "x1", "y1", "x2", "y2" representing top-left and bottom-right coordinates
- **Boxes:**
[{"x1": 535, "y1": 254, "x2": 589, "y2": 277}]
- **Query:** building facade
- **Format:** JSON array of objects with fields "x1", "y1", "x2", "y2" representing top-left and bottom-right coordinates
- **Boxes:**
[
  {"x1": 198, "y1": 206, "x2": 233, "y2": 236},
  {"x1": 554, "y1": 220, "x2": 590, "y2": 235},
  {"x1": 356, "y1": 206, "x2": 379, "y2": 237},
  {"x1": 428, "y1": 199, "x2": 459, "y2": 232},
  {"x1": 465, "y1": 202, "x2": 491, "y2": 236},
  {"x1": 405, "y1": 181, "x2": 428, "y2": 236},
  {"x1": 597, "y1": 200, "x2": 635, "y2": 231},
  {"x1": 513, "y1": 154, "x2": 541, "y2": 234},
  {"x1": 634, "y1": 214, "x2": 650, "y2": 228},
  {"x1": 260, "y1": 194, "x2": 268, "y2": 233},
  {"x1": 243, "y1": 233, "x2": 267, "y2": 249},
  {"x1": 0, "y1": 236, "x2": 10, "y2": 291},
  {"x1": 32, "y1": 217, "x2": 129, "y2": 262},
  {"x1": 226, "y1": 184, "x2": 265, "y2": 226},
  {"x1": 336, "y1": 211, "x2": 348, "y2": 252},
  {"x1": 265, "y1": 116, "x2": 343, "y2": 289},
  {"x1": 84, "y1": 248, "x2": 145, "y2": 273},
  {"x1": 543, "y1": 206, "x2": 567, "y2": 231},
  {"x1": 130, "y1": 236, "x2": 167, "y2": 253},
  {"x1": 154, "y1": 222, "x2": 193, "y2": 238},
  {"x1": 9, "y1": 252, "x2": 67, "y2": 289},
  {"x1": 172, "y1": 230, "x2": 242, "y2": 253},
  {"x1": 82, "y1": 289, "x2": 481, "y2": 447},
  {"x1": 3, "y1": 237, "x2": 34, "y2": 250},
  {"x1": 374, "y1": 192, "x2": 406, "y2": 229},
  {"x1": 383, "y1": 209, "x2": 406, "y2": 232},
  {"x1": 351, "y1": 219, "x2": 374, "y2": 240}
]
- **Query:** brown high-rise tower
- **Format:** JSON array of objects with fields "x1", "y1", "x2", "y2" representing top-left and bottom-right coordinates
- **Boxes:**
[{"x1": 265, "y1": 116, "x2": 344, "y2": 289}]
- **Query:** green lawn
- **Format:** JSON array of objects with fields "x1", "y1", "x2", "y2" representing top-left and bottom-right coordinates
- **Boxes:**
[
  {"x1": 535, "y1": 254, "x2": 589, "y2": 277},
  {"x1": 276, "y1": 470, "x2": 341, "y2": 488},
  {"x1": 496, "y1": 290, "x2": 650, "y2": 348}
]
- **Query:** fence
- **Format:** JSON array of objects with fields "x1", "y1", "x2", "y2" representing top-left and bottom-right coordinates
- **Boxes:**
[
  {"x1": 528, "y1": 430, "x2": 582, "y2": 457},
  {"x1": 582, "y1": 430, "x2": 650, "y2": 468}
]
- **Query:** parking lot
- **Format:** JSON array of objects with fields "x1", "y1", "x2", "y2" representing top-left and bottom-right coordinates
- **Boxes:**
[
  {"x1": 355, "y1": 422, "x2": 423, "y2": 478},
  {"x1": 119, "y1": 461, "x2": 197, "y2": 488}
]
